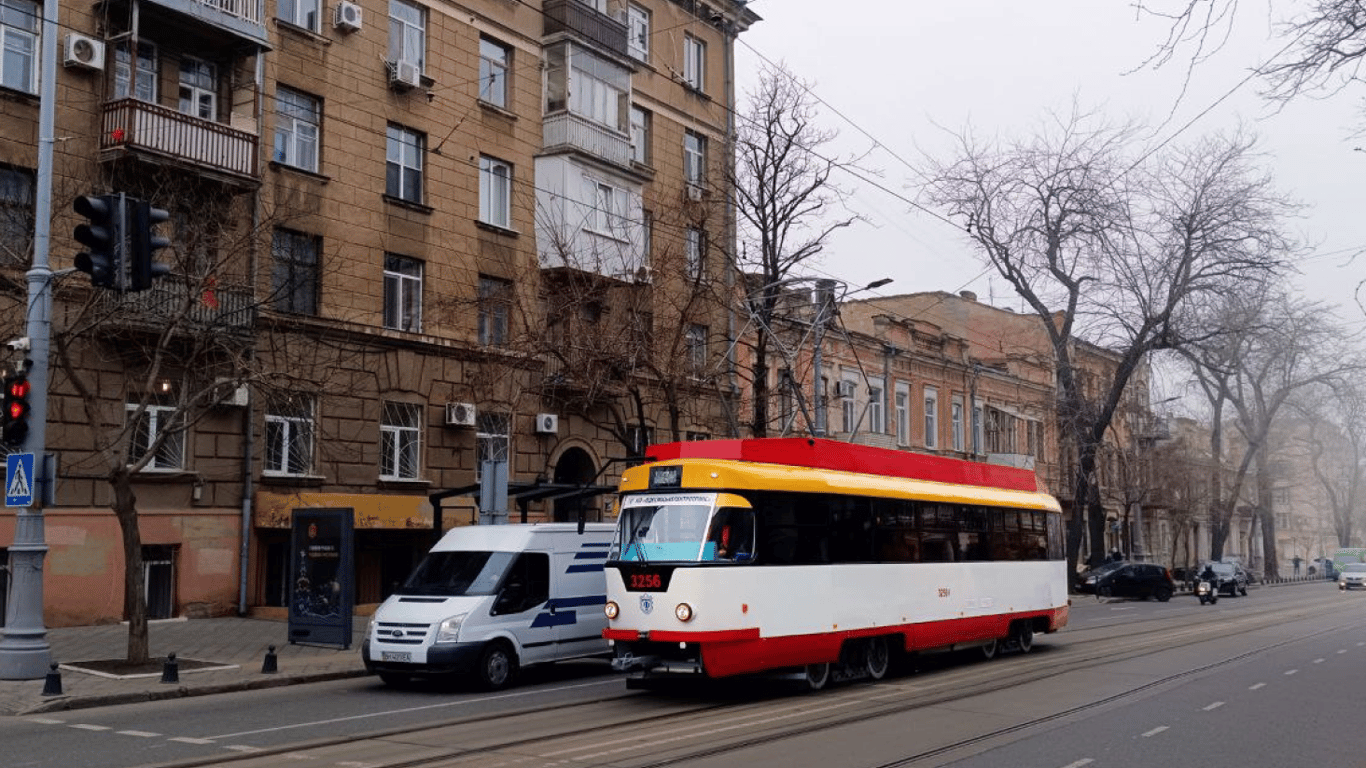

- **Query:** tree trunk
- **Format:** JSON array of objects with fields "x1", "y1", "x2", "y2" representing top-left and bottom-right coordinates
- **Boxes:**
[{"x1": 112, "y1": 473, "x2": 149, "y2": 664}]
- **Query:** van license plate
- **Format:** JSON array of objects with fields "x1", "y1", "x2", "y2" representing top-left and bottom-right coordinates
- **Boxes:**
[{"x1": 381, "y1": 651, "x2": 411, "y2": 662}]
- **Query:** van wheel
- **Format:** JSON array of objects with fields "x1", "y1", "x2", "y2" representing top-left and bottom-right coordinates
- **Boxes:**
[
  {"x1": 477, "y1": 641, "x2": 518, "y2": 690},
  {"x1": 803, "y1": 663, "x2": 830, "y2": 691},
  {"x1": 864, "y1": 637, "x2": 890, "y2": 680}
]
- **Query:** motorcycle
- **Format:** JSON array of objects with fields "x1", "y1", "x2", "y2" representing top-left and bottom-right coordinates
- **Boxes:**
[{"x1": 1196, "y1": 579, "x2": 1219, "y2": 605}]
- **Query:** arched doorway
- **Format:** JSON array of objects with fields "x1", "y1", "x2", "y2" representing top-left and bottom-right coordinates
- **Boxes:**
[{"x1": 552, "y1": 447, "x2": 598, "y2": 523}]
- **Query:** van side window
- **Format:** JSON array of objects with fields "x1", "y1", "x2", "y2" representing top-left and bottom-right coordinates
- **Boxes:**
[{"x1": 492, "y1": 552, "x2": 550, "y2": 615}]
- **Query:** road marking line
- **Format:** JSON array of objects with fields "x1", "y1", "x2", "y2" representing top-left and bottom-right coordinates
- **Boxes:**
[
  {"x1": 1285, "y1": 669, "x2": 1299, "y2": 675},
  {"x1": 117, "y1": 730, "x2": 160, "y2": 738},
  {"x1": 223, "y1": 745, "x2": 262, "y2": 753},
  {"x1": 1142, "y1": 726, "x2": 1168, "y2": 737},
  {"x1": 1060, "y1": 760, "x2": 1094, "y2": 768},
  {"x1": 27, "y1": 718, "x2": 64, "y2": 724},
  {"x1": 1338, "y1": 650, "x2": 1347, "y2": 654},
  {"x1": 276, "y1": 754, "x2": 316, "y2": 761},
  {"x1": 1203, "y1": 702, "x2": 1224, "y2": 711},
  {"x1": 1314, "y1": 658, "x2": 1325, "y2": 664},
  {"x1": 71, "y1": 724, "x2": 110, "y2": 731},
  {"x1": 1249, "y1": 683, "x2": 1266, "y2": 690},
  {"x1": 168, "y1": 737, "x2": 216, "y2": 745}
]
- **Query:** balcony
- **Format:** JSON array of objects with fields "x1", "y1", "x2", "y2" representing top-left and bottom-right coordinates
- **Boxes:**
[
  {"x1": 94, "y1": 277, "x2": 256, "y2": 335},
  {"x1": 542, "y1": 112, "x2": 631, "y2": 169},
  {"x1": 101, "y1": 99, "x2": 259, "y2": 182},
  {"x1": 542, "y1": 0, "x2": 628, "y2": 59},
  {"x1": 133, "y1": 0, "x2": 268, "y2": 47}
]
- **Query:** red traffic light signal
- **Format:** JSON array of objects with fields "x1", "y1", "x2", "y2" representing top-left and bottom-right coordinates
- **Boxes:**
[{"x1": 2, "y1": 371, "x2": 31, "y2": 447}]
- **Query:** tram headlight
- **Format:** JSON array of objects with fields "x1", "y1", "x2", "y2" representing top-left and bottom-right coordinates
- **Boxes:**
[
  {"x1": 674, "y1": 602, "x2": 694, "y2": 622},
  {"x1": 604, "y1": 600, "x2": 620, "y2": 620}
]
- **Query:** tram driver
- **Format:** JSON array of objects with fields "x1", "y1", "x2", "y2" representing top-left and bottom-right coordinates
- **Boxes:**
[{"x1": 707, "y1": 507, "x2": 755, "y2": 561}]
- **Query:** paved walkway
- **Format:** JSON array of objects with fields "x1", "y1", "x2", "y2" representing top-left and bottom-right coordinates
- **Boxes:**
[{"x1": 0, "y1": 617, "x2": 369, "y2": 717}]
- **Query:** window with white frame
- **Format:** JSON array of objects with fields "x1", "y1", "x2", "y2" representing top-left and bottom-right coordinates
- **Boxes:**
[
  {"x1": 894, "y1": 381, "x2": 909, "y2": 445},
  {"x1": 1, "y1": 0, "x2": 38, "y2": 94},
  {"x1": 588, "y1": 180, "x2": 625, "y2": 236},
  {"x1": 271, "y1": 228, "x2": 318, "y2": 315},
  {"x1": 273, "y1": 86, "x2": 320, "y2": 172},
  {"x1": 627, "y1": 3, "x2": 649, "y2": 61},
  {"x1": 683, "y1": 33, "x2": 705, "y2": 91},
  {"x1": 479, "y1": 155, "x2": 512, "y2": 228},
  {"x1": 385, "y1": 124, "x2": 424, "y2": 203},
  {"x1": 685, "y1": 227, "x2": 705, "y2": 278},
  {"x1": 628, "y1": 423, "x2": 654, "y2": 454},
  {"x1": 178, "y1": 57, "x2": 217, "y2": 120},
  {"x1": 388, "y1": 0, "x2": 425, "y2": 70},
  {"x1": 114, "y1": 41, "x2": 156, "y2": 101},
  {"x1": 685, "y1": 323, "x2": 707, "y2": 376},
  {"x1": 380, "y1": 401, "x2": 422, "y2": 480},
  {"x1": 684, "y1": 130, "x2": 706, "y2": 186},
  {"x1": 478, "y1": 37, "x2": 510, "y2": 107},
  {"x1": 127, "y1": 401, "x2": 184, "y2": 471},
  {"x1": 630, "y1": 105, "x2": 651, "y2": 164},
  {"x1": 383, "y1": 253, "x2": 422, "y2": 332},
  {"x1": 972, "y1": 400, "x2": 983, "y2": 454},
  {"x1": 1026, "y1": 419, "x2": 1041, "y2": 457},
  {"x1": 265, "y1": 397, "x2": 314, "y2": 475},
  {"x1": 475, "y1": 411, "x2": 510, "y2": 480},
  {"x1": 568, "y1": 48, "x2": 628, "y2": 132},
  {"x1": 951, "y1": 395, "x2": 965, "y2": 452},
  {"x1": 478, "y1": 275, "x2": 511, "y2": 346},
  {"x1": 278, "y1": 0, "x2": 320, "y2": 31},
  {"x1": 841, "y1": 371, "x2": 858, "y2": 433},
  {"x1": 868, "y1": 377, "x2": 885, "y2": 434},
  {"x1": 923, "y1": 386, "x2": 939, "y2": 449}
]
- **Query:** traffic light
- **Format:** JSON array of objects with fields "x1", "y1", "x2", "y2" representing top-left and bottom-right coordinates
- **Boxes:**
[
  {"x1": 73, "y1": 193, "x2": 124, "y2": 290},
  {"x1": 2, "y1": 369, "x2": 31, "y2": 448},
  {"x1": 129, "y1": 199, "x2": 172, "y2": 292}
]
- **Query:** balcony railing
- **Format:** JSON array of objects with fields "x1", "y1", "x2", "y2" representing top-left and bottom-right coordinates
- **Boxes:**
[
  {"x1": 95, "y1": 277, "x2": 256, "y2": 333},
  {"x1": 543, "y1": 112, "x2": 631, "y2": 168},
  {"x1": 101, "y1": 98, "x2": 259, "y2": 181},
  {"x1": 145, "y1": 0, "x2": 269, "y2": 46},
  {"x1": 543, "y1": 0, "x2": 628, "y2": 59}
]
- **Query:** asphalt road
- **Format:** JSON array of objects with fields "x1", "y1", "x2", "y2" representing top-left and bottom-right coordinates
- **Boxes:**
[{"x1": 2, "y1": 580, "x2": 1359, "y2": 768}]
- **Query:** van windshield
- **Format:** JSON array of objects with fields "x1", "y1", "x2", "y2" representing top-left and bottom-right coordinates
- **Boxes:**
[{"x1": 396, "y1": 551, "x2": 516, "y2": 597}]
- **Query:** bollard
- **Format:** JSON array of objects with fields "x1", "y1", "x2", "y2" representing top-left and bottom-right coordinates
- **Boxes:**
[
  {"x1": 42, "y1": 663, "x2": 63, "y2": 696},
  {"x1": 261, "y1": 645, "x2": 278, "y2": 674},
  {"x1": 161, "y1": 652, "x2": 180, "y2": 684}
]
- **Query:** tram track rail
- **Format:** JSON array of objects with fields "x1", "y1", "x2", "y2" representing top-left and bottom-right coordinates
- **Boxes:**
[{"x1": 146, "y1": 587, "x2": 1355, "y2": 768}]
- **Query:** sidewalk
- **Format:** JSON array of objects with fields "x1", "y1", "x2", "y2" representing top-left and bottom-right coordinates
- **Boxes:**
[{"x1": 0, "y1": 617, "x2": 370, "y2": 717}]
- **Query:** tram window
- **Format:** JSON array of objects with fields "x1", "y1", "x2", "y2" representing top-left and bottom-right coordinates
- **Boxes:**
[
  {"x1": 921, "y1": 533, "x2": 954, "y2": 563},
  {"x1": 706, "y1": 507, "x2": 755, "y2": 561},
  {"x1": 829, "y1": 497, "x2": 875, "y2": 563},
  {"x1": 957, "y1": 531, "x2": 987, "y2": 561}
]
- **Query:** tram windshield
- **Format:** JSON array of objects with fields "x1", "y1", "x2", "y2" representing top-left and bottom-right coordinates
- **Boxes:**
[{"x1": 611, "y1": 493, "x2": 755, "y2": 562}]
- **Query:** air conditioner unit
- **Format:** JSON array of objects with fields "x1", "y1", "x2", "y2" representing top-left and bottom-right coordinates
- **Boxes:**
[
  {"x1": 835, "y1": 380, "x2": 856, "y2": 398},
  {"x1": 685, "y1": 184, "x2": 704, "y2": 202},
  {"x1": 63, "y1": 34, "x2": 105, "y2": 71},
  {"x1": 534, "y1": 413, "x2": 559, "y2": 435},
  {"x1": 334, "y1": 0, "x2": 363, "y2": 32},
  {"x1": 388, "y1": 59, "x2": 422, "y2": 90},
  {"x1": 445, "y1": 402, "x2": 477, "y2": 427},
  {"x1": 214, "y1": 379, "x2": 249, "y2": 407}
]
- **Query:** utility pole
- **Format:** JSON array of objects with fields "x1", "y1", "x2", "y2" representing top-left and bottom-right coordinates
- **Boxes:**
[{"x1": 0, "y1": 0, "x2": 57, "y2": 679}]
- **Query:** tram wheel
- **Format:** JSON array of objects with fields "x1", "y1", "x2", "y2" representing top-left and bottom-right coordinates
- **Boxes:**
[
  {"x1": 864, "y1": 637, "x2": 890, "y2": 680},
  {"x1": 1012, "y1": 623, "x2": 1034, "y2": 654},
  {"x1": 803, "y1": 663, "x2": 831, "y2": 691},
  {"x1": 980, "y1": 639, "x2": 999, "y2": 660}
]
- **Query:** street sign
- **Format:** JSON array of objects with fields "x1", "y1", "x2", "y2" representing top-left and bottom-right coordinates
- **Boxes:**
[{"x1": 6, "y1": 452, "x2": 34, "y2": 507}]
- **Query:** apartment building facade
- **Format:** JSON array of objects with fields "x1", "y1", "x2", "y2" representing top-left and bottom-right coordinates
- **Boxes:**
[{"x1": 0, "y1": 0, "x2": 756, "y2": 626}]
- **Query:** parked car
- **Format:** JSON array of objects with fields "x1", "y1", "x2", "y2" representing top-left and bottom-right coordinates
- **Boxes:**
[
  {"x1": 1077, "y1": 561, "x2": 1175, "y2": 602},
  {"x1": 1338, "y1": 563, "x2": 1366, "y2": 590},
  {"x1": 1203, "y1": 561, "x2": 1250, "y2": 596}
]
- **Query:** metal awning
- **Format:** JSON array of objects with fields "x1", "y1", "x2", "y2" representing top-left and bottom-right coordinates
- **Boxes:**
[{"x1": 428, "y1": 480, "x2": 616, "y2": 528}]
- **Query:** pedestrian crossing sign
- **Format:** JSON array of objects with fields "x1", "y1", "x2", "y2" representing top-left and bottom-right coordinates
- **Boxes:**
[{"x1": 6, "y1": 452, "x2": 34, "y2": 507}]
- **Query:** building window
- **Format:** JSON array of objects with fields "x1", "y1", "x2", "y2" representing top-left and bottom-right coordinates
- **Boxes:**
[
  {"x1": 628, "y1": 424, "x2": 654, "y2": 454},
  {"x1": 684, "y1": 130, "x2": 706, "y2": 186},
  {"x1": 972, "y1": 401, "x2": 984, "y2": 454},
  {"x1": 587, "y1": 180, "x2": 624, "y2": 236},
  {"x1": 894, "y1": 382, "x2": 909, "y2": 445},
  {"x1": 868, "y1": 378, "x2": 885, "y2": 434},
  {"x1": 113, "y1": 41, "x2": 156, "y2": 101},
  {"x1": 385, "y1": 124, "x2": 424, "y2": 203},
  {"x1": 278, "y1": 0, "x2": 319, "y2": 31},
  {"x1": 380, "y1": 401, "x2": 422, "y2": 480},
  {"x1": 630, "y1": 105, "x2": 651, "y2": 165},
  {"x1": 685, "y1": 323, "x2": 707, "y2": 376},
  {"x1": 640, "y1": 209, "x2": 653, "y2": 272},
  {"x1": 388, "y1": 0, "x2": 425, "y2": 71},
  {"x1": 178, "y1": 57, "x2": 217, "y2": 120},
  {"x1": 685, "y1": 227, "x2": 705, "y2": 278},
  {"x1": 265, "y1": 397, "x2": 314, "y2": 475},
  {"x1": 841, "y1": 372, "x2": 857, "y2": 433},
  {"x1": 477, "y1": 276, "x2": 511, "y2": 346},
  {"x1": 383, "y1": 254, "x2": 422, "y2": 332},
  {"x1": 479, "y1": 155, "x2": 512, "y2": 229},
  {"x1": 143, "y1": 545, "x2": 177, "y2": 620},
  {"x1": 923, "y1": 386, "x2": 939, "y2": 449},
  {"x1": 475, "y1": 411, "x2": 510, "y2": 480},
  {"x1": 951, "y1": 396, "x2": 965, "y2": 452},
  {"x1": 0, "y1": 0, "x2": 38, "y2": 94},
  {"x1": 478, "y1": 37, "x2": 510, "y2": 107},
  {"x1": 627, "y1": 3, "x2": 649, "y2": 61},
  {"x1": 127, "y1": 401, "x2": 184, "y2": 471},
  {"x1": 270, "y1": 228, "x2": 319, "y2": 315},
  {"x1": 0, "y1": 165, "x2": 33, "y2": 267},
  {"x1": 273, "y1": 87, "x2": 320, "y2": 172},
  {"x1": 1026, "y1": 419, "x2": 1041, "y2": 457},
  {"x1": 567, "y1": 48, "x2": 627, "y2": 132},
  {"x1": 683, "y1": 33, "x2": 705, "y2": 91}
]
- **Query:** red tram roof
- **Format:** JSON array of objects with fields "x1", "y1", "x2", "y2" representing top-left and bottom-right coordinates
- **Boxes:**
[{"x1": 644, "y1": 438, "x2": 1042, "y2": 494}]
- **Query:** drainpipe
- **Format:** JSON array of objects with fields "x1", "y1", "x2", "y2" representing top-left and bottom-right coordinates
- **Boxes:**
[{"x1": 236, "y1": 48, "x2": 265, "y2": 615}]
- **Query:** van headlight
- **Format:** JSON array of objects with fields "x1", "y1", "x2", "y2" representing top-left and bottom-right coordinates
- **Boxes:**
[
  {"x1": 366, "y1": 615, "x2": 377, "y2": 637},
  {"x1": 435, "y1": 613, "x2": 467, "y2": 644}
]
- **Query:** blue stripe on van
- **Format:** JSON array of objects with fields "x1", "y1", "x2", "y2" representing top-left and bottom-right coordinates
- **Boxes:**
[
  {"x1": 567, "y1": 563, "x2": 604, "y2": 573},
  {"x1": 530, "y1": 594, "x2": 607, "y2": 628},
  {"x1": 573, "y1": 551, "x2": 608, "y2": 560}
]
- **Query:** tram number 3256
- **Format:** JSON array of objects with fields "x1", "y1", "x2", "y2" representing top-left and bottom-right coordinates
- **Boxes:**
[{"x1": 630, "y1": 573, "x2": 663, "y2": 590}]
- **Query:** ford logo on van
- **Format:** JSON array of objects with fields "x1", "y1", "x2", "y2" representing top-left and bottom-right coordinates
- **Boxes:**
[
  {"x1": 391, "y1": 629, "x2": 406, "y2": 639},
  {"x1": 640, "y1": 594, "x2": 654, "y2": 614}
]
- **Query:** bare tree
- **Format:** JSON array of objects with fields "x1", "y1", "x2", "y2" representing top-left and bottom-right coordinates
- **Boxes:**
[
  {"x1": 923, "y1": 106, "x2": 1295, "y2": 578},
  {"x1": 1293, "y1": 382, "x2": 1366, "y2": 549},
  {"x1": 728, "y1": 62, "x2": 863, "y2": 437}
]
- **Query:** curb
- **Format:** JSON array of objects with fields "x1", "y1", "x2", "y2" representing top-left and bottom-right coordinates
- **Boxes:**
[{"x1": 16, "y1": 669, "x2": 373, "y2": 717}]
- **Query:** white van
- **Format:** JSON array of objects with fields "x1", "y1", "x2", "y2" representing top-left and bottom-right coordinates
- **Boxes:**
[{"x1": 362, "y1": 523, "x2": 614, "y2": 689}]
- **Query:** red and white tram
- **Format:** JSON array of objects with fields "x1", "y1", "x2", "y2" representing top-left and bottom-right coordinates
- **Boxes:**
[{"x1": 602, "y1": 438, "x2": 1069, "y2": 688}]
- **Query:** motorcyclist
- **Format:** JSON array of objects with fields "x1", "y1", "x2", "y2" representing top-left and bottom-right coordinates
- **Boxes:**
[{"x1": 1199, "y1": 563, "x2": 1219, "y2": 589}]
